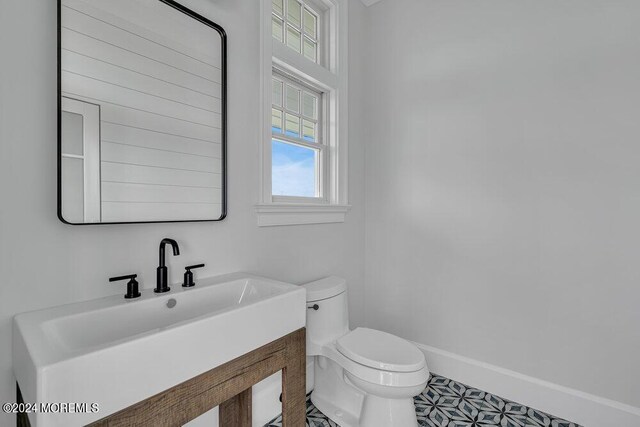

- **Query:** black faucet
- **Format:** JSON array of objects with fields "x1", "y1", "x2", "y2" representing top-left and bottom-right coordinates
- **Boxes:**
[{"x1": 156, "y1": 238, "x2": 180, "y2": 293}]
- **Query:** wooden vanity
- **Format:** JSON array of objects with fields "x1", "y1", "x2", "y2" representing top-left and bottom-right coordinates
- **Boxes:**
[
  {"x1": 91, "y1": 328, "x2": 305, "y2": 427},
  {"x1": 18, "y1": 328, "x2": 306, "y2": 427}
]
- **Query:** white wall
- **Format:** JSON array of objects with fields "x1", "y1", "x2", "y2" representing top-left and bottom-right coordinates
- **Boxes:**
[
  {"x1": 5, "y1": 0, "x2": 639, "y2": 422},
  {"x1": 363, "y1": 0, "x2": 640, "y2": 410},
  {"x1": 0, "y1": 0, "x2": 366, "y2": 425}
]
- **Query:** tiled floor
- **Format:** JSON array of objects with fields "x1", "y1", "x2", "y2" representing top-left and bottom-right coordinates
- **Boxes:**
[{"x1": 266, "y1": 373, "x2": 581, "y2": 427}]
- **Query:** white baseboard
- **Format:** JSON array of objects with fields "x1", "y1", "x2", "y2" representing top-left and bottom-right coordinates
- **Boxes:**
[{"x1": 413, "y1": 342, "x2": 640, "y2": 427}]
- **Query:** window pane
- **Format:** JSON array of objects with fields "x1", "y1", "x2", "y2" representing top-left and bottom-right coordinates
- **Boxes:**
[
  {"x1": 272, "y1": 139, "x2": 317, "y2": 197},
  {"x1": 287, "y1": 0, "x2": 302, "y2": 28},
  {"x1": 272, "y1": 17, "x2": 283, "y2": 42},
  {"x1": 303, "y1": 38, "x2": 316, "y2": 62},
  {"x1": 304, "y1": 8, "x2": 316, "y2": 39},
  {"x1": 285, "y1": 84, "x2": 300, "y2": 113},
  {"x1": 303, "y1": 119, "x2": 316, "y2": 142},
  {"x1": 286, "y1": 26, "x2": 301, "y2": 53},
  {"x1": 302, "y1": 92, "x2": 316, "y2": 119},
  {"x1": 272, "y1": 108, "x2": 283, "y2": 133},
  {"x1": 285, "y1": 113, "x2": 300, "y2": 138},
  {"x1": 272, "y1": 0, "x2": 283, "y2": 16},
  {"x1": 272, "y1": 79, "x2": 283, "y2": 107}
]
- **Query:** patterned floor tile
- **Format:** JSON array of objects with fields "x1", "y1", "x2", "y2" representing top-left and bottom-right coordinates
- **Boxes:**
[
  {"x1": 265, "y1": 395, "x2": 339, "y2": 427},
  {"x1": 265, "y1": 374, "x2": 581, "y2": 427}
]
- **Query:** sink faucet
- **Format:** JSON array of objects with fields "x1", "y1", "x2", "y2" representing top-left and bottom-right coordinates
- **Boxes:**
[{"x1": 156, "y1": 238, "x2": 180, "y2": 293}]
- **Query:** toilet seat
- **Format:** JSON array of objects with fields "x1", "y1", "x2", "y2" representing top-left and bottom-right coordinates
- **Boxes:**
[
  {"x1": 320, "y1": 340, "x2": 430, "y2": 388},
  {"x1": 336, "y1": 328, "x2": 426, "y2": 372}
]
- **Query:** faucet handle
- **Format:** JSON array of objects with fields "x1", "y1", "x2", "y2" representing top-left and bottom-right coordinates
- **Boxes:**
[
  {"x1": 109, "y1": 274, "x2": 141, "y2": 299},
  {"x1": 183, "y1": 264, "x2": 205, "y2": 288}
]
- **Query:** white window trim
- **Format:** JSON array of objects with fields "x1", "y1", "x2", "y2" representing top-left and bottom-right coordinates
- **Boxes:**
[{"x1": 258, "y1": 0, "x2": 350, "y2": 227}]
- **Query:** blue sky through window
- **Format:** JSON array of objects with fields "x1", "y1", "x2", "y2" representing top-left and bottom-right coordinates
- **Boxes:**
[{"x1": 272, "y1": 139, "x2": 316, "y2": 197}]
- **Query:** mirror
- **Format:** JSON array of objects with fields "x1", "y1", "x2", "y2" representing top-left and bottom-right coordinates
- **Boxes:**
[{"x1": 58, "y1": 0, "x2": 226, "y2": 224}]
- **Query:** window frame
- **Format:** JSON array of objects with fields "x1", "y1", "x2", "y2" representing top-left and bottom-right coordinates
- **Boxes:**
[{"x1": 258, "y1": 0, "x2": 349, "y2": 226}]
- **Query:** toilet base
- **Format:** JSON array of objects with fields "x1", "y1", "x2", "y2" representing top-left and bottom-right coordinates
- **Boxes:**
[
  {"x1": 311, "y1": 356, "x2": 363, "y2": 427},
  {"x1": 360, "y1": 394, "x2": 418, "y2": 427},
  {"x1": 310, "y1": 356, "x2": 421, "y2": 427}
]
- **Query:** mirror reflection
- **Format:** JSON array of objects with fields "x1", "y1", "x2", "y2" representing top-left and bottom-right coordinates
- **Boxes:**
[{"x1": 59, "y1": 0, "x2": 226, "y2": 224}]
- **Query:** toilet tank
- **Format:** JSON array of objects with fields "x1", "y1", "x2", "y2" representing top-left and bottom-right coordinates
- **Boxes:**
[{"x1": 303, "y1": 276, "x2": 350, "y2": 355}]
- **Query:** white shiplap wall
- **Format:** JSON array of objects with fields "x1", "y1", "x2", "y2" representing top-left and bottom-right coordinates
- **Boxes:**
[{"x1": 61, "y1": 0, "x2": 223, "y2": 222}]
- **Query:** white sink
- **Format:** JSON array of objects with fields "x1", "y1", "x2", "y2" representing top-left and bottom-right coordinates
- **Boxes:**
[{"x1": 13, "y1": 273, "x2": 306, "y2": 427}]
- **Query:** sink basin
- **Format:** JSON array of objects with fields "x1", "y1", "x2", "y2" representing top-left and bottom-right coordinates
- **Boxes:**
[{"x1": 13, "y1": 273, "x2": 306, "y2": 427}]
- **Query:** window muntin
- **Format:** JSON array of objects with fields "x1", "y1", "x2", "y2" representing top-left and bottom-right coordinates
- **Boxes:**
[
  {"x1": 271, "y1": 72, "x2": 323, "y2": 199},
  {"x1": 272, "y1": 0, "x2": 319, "y2": 63},
  {"x1": 272, "y1": 74, "x2": 319, "y2": 142}
]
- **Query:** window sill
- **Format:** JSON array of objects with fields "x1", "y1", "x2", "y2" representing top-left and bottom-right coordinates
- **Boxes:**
[{"x1": 255, "y1": 203, "x2": 351, "y2": 227}]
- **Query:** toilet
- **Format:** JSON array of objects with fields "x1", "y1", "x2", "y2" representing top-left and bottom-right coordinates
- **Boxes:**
[{"x1": 303, "y1": 277, "x2": 429, "y2": 427}]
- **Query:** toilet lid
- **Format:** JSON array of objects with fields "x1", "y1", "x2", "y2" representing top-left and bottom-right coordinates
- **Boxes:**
[{"x1": 336, "y1": 328, "x2": 426, "y2": 372}]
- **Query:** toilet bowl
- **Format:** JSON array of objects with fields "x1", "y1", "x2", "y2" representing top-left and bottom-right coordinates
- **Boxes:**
[{"x1": 303, "y1": 277, "x2": 429, "y2": 427}]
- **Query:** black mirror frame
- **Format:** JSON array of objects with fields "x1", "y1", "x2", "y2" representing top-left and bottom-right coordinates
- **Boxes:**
[{"x1": 57, "y1": 0, "x2": 227, "y2": 225}]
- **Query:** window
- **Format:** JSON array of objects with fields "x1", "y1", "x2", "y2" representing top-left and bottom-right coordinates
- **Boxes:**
[
  {"x1": 258, "y1": 0, "x2": 349, "y2": 226},
  {"x1": 272, "y1": 0, "x2": 320, "y2": 63},
  {"x1": 271, "y1": 73, "x2": 323, "y2": 199}
]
